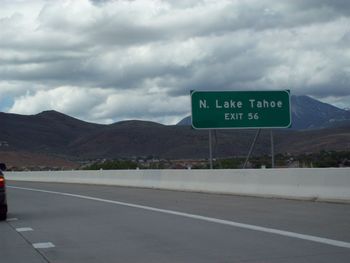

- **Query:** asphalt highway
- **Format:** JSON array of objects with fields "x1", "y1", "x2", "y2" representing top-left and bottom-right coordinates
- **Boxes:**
[{"x1": 1, "y1": 181, "x2": 350, "y2": 263}]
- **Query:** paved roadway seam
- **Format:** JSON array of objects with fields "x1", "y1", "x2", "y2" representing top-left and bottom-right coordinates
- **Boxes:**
[{"x1": 8, "y1": 185, "x2": 350, "y2": 250}]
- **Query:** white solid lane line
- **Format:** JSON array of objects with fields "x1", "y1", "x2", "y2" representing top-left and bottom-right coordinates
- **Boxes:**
[{"x1": 8, "y1": 185, "x2": 350, "y2": 249}]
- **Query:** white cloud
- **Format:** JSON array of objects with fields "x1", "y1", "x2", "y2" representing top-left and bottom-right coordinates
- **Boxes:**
[
  {"x1": 1, "y1": 0, "x2": 350, "y2": 123},
  {"x1": 8, "y1": 86, "x2": 189, "y2": 124},
  {"x1": 8, "y1": 86, "x2": 109, "y2": 115}
]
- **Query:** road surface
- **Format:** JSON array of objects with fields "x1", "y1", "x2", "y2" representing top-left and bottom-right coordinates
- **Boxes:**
[{"x1": 1, "y1": 181, "x2": 350, "y2": 263}]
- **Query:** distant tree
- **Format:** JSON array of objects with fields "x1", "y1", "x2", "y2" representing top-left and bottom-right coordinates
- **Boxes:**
[{"x1": 84, "y1": 160, "x2": 137, "y2": 170}]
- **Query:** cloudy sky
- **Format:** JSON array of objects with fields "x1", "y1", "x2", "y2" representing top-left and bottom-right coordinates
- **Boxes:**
[{"x1": 1, "y1": 0, "x2": 350, "y2": 124}]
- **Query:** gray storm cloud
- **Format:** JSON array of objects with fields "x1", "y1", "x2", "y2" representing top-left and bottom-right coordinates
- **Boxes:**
[{"x1": 0, "y1": 0, "x2": 350, "y2": 123}]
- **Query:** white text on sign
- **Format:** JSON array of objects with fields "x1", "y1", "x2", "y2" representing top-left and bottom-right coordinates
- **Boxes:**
[{"x1": 199, "y1": 99, "x2": 284, "y2": 109}]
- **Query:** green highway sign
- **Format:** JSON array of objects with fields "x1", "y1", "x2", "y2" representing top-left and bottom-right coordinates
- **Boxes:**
[{"x1": 191, "y1": 90, "x2": 291, "y2": 129}]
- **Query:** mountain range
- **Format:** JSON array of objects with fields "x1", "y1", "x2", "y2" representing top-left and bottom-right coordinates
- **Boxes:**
[{"x1": 0, "y1": 95, "x2": 349, "y2": 168}]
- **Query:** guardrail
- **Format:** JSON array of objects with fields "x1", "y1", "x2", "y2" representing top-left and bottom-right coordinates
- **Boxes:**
[{"x1": 5, "y1": 168, "x2": 350, "y2": 202}]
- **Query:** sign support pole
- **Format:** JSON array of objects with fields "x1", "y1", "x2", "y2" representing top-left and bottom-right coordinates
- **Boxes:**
[
  {"x1": 243, "y1": 129, "x2": 261, "y2": 168},
  {"x1": 270, "y1": 129, "x2": 275, "y2": 168},
  {"x1": 209, "y1": 130, "x2": 213, "y2": 169}
]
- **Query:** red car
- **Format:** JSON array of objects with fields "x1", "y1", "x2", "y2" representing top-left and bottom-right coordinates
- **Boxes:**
[{"x1": 0, "y1": 163, "x2": 7, "y2": 220}]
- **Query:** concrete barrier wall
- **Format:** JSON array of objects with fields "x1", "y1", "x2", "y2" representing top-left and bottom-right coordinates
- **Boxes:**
[{"x1": 5, "y1": 168, "x2": 350, "y2": 202}]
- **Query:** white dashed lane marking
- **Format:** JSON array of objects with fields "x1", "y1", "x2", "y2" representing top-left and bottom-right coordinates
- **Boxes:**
[
  {"x1": 6, "y1": 216, "x2": 56, "y2": 261},
  {"x1": 6, "y1": 217, "x2": 18, "y2": 222},
  {"x1": 16, "y1": 227, "x2": 34, "y2": 232},
  {"x1": 33, "y1": 242, "x2": 55, "y2": 249}
]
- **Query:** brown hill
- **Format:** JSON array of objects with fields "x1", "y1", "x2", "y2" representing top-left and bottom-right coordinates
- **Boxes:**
[
  {"x1": 0, "y1": 111, "x2": 349, "y2": 167},
  {"x1": 0, "y1": 110, "x2": 103, "y2": 154},
  {"x1": 0, "y1": 151, "x2": 79, "y2": 170}
]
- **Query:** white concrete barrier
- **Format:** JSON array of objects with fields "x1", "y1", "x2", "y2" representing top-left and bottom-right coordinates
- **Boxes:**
[{"x1": 5, "y1": 168, "x2": 350, "y2": 202}]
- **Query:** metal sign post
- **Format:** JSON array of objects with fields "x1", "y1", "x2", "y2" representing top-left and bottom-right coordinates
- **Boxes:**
[
  {"x1": 209, "y1": 130, "x2": 213, "y2": 169},
  {"x1": 270, "y1": 129, "x2": 275, "y2": 168},
  {"x1": 243, "y1": 129, "x2": 261, "y2": 168}
]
